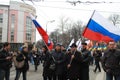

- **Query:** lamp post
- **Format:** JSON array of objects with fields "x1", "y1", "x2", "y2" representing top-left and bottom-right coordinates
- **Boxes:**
[{"x1": 46, "y1": 20, "x2": 55, "y2": 33}]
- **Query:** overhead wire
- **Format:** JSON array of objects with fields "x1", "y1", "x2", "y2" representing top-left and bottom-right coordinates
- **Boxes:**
[
  {"x1": 32, "y1": 3, "x2": 120, "y2": 13},
  {"x1": 21, "y1": 0, "x2": 53, "y2": 21},
  {"x1": 2, "y1": 0, "x2": 120, "y2": 19},
  {"x1": 20, "y1": 0, "x2": 120, "y2": 13},
  {"x1": 19, "y1": 0, "x2": 120, "y2": 13}
]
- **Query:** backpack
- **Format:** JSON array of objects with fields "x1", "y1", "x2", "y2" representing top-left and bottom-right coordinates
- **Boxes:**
[{"x1": 13, "y1": 54, "x2": 25, "y2": 69}]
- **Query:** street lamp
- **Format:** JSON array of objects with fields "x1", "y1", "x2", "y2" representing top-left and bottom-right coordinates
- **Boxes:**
[{"x1": 46, "y1": 20, "x2": 55, "y2": 33}]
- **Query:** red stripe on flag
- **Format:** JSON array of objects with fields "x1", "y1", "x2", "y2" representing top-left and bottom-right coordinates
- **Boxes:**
[
  {"x1": 36, "y1": 27, "x2": 53, "y2": 50},
  {"x1": 82, "y1": 28, "x2": 113, "y2": 42}
]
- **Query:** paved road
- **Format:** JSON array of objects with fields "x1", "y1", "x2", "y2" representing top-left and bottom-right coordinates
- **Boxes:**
[
  {"x1": 89, "y1": 65, "x2": 105, "y2": 80},
  {"x1": 10, "y1": 63, "x2": 105, "y2": 80},
  {"x1": 10, "y1": 64, "x2": 43, "y2": 80}
]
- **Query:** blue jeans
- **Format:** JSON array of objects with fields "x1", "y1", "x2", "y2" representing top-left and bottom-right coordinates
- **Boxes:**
[
  {"x1": 15, "y1": 69, "x2": 27, "y2": 80},
  {"x1": 106, "y1": 73, "x2": 120, "y2": 80},
  {"x1": 0, "y1": 69, "x2": 10, "y2": 80}
]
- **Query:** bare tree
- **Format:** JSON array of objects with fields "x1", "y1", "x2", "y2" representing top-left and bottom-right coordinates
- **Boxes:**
[
  {"x1": 109, "y1": 14, "x2": 120, "y2": 48},
  {"x1": 109, "y1": 14, "x2": 120, "y2": 26},
  {"x1": 70, "y1": 21, "x2": 83, "y2": 42},
  {"x1": 58, "y1": 16, "x2": 70, "y2": 34},
  {"x1": 49, "y1": 29, "x2": 60, "y2": 44},
  {"x1": 49, "y1": 16, "x2": 84, "y2": 47}
]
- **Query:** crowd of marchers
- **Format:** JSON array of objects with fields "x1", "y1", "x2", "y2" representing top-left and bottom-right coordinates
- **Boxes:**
[{"x1": 0, "y1": 41, "x2": 120, "y2": 80}]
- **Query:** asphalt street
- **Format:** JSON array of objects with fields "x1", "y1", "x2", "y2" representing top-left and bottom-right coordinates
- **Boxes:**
[{"x1": 10, "y1": 63, "x2": 105, "y2": 80}]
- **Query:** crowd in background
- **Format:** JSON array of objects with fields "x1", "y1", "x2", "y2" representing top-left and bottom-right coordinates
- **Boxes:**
[{"x1": 0, "y1": 41, "x2": 120, "y2": 80}]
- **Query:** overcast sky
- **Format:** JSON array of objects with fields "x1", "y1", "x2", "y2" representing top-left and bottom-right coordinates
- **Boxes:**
[{"x1": 1, "y1": 0, "x2": 120, "y2": 41}]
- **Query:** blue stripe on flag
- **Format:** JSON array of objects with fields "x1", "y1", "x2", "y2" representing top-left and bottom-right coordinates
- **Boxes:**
[{"x1": 87, "y1": 19, "x2": 120, "y2": 41}]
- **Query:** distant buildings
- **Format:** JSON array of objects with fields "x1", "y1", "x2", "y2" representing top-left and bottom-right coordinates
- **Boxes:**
[{"x1": 0, "y1": 1, "x2": 36, "y2": 43}]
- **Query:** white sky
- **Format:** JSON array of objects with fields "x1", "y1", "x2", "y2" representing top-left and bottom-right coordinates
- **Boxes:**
[{"x1": 1, "y1": 0, "x2": 120, "y2": 41}]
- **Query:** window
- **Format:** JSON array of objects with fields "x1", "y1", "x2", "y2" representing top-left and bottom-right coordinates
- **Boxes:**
[
  {"x1": 26, "y1": 16, "x2": 32, "y2": 42},
  {"x1": 11, "y1": 14, "x2": 15, "y2": 24},
  {"x1": 0, "y1": 14, "x2": 3, "y2": 23},
  {"x1": 0, "y1": 14, "x2": 3, "y2": 28},
  {"x1": 0, "y1": 27, "x2": 2, "y2": 42},
  {"x1": 0, "y1": 34, "x2": 1, "y2": 39},
  {"x1": 11, "y1": 14, "x2": 15, "y2": 42},
  {"x1": 0, "y1": 14, "x2": 2, "y2": 42}
]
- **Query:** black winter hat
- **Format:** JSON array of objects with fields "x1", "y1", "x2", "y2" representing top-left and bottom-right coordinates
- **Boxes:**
[
  {"x1": 56, "y1": 43, "x2": 62, "y2": 47},
  {"x1": 81, "y1": 42, "x2": 87, "y2": 45},
  {"x1": 70, "y1": 43, "x2": 77, "y2": 48}
]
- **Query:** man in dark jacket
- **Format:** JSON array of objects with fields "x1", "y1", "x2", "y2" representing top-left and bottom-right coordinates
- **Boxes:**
[
  {"x1": 0, "y1": 42, "x2": 12, "y2": 80},
  {"x1": 81, "y1": 42, "x2": 91, "y2": 80},
  {"x1": 66, "y1": 43, "x2": 82, "y2": 80},
  {"x1": 51, "y1": 44, "x2": 65, "y2": 80},
  {"x1": 42, "y1": 45, "x2": 53, "y2": 80},
  {"x1": 102, "y1": 41, "x2": 120, "y2": 80}
]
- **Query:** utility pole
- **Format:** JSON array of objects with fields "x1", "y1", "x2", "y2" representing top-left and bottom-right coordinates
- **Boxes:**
[{"x1": 46, "y1": 20, "x2": 55, "y2": 33}]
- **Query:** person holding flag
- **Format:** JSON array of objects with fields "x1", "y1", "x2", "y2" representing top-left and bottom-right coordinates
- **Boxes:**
[
  {"x1": 66, "y1": 43, "x2": 82, "y2": 80},
  {"x1": 30, "y1": 14, "x2": 55, "y2": 80},
  {"x1": 41, "y1": 45, "x2": 53, "y2": 80}
]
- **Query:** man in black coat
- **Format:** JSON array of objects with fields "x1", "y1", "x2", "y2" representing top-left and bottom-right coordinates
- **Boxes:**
[
  {"x1": 0, "y1": 42, "x2": 12, "y2": 80},
  {"x1": 41, "y1": 45, "x2": 53, "y2": 80},
  {"x1": 66, "y1": 43, "x2": 82, "y2": 80},
  {"x1": 81, "y1": 42, "x2": 91, "y2": 80},
  {"x1": 51, "y1": 44, "x2": 65, "y2": 80},
  {"x1": 102, "y1": 41, "x2": 120, "y2": 80}
]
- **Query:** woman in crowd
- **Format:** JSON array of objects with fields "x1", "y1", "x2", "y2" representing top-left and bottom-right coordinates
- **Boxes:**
[
  {"x1": 14, "y1": 46, "x2": 29, "y2": 80},
  {"x1": 32, "y1": 48, "x2": 40, "y2": 72}
]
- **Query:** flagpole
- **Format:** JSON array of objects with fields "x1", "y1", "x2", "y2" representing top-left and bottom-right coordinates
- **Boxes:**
[
  {"x1": 82, "y1": 10, "x2": 96, "y2": 36},
  {"x1": 76, "y1": 38, "x2": 81, "y2": 51},
  {"x1": 68, "y1": 39, "x2": 83, "y2": 68},
  {"x1": 69, "y1": 50, "x2": 76, "y2": 65},
  {"x1": 87, "y1": 10, "x2": 96, "y2": 27}
]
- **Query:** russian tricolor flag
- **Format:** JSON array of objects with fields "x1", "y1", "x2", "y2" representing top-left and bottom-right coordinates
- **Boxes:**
[
  {"x1": 30, "y1": 14, "x2": 53, "y2": 50},
  {"x1": 83, "y1": 11, "x2": 120, "y2": 42}
]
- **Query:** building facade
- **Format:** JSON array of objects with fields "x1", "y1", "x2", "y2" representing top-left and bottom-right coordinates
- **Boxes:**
[{"x1": 0, "y1": 1, "x2": 36, "y2": 43}]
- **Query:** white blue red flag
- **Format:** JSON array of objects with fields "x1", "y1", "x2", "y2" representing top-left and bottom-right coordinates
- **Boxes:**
[
  {"x1": 30, "y1": 14, "x2": 53, "y2": 50},
  {"x1": 83, "y1": 11, "x2": 120, "y2": 42}
]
